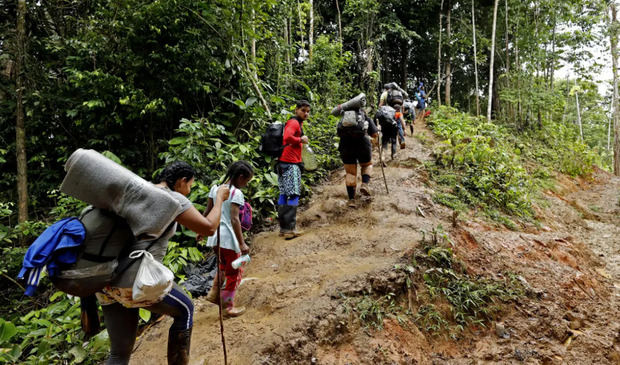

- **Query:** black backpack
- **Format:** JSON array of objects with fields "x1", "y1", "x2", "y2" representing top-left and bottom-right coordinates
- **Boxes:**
[
  {"x1": 337, "y1": 110, "x2": 367, "y2": 138},
  {"x1": 376, "y1": 106, "x2": 397, "y2": 127},
  {"x1": 259, "y1": 122, "x2": 286, "y2": 158},
  {"x1": 387, "y1": 89, "x2": 404, "y2": 107}
]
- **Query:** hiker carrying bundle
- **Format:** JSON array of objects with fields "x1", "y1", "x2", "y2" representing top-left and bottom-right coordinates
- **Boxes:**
[
  {"x1": 331, "y1": 93, "x2": 379, "y2": 208},
  {"x1": 19, "y1": 149, "x2": 230, "y2": 365}
]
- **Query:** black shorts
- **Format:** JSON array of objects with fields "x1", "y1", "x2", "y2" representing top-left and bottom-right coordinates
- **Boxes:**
[{"x1": 338, "y1": 135, "x2": 372, "y2": 165}]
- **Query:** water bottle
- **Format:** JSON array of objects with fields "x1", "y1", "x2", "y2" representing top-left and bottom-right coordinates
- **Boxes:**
[{"x1": 231, "y1": 254, "x2": 251, "y2": 269}]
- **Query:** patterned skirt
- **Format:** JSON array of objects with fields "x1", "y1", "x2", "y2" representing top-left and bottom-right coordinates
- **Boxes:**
[{"x1": 278, "y1": 162, "x2": 302, "y2": 197}]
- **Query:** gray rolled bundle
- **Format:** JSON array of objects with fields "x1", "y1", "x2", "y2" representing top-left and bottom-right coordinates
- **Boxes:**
[
  {"x1": 330, "y1": 93, "x2": 366, "y2": 116},
  {"x1": 60, "y1": 149, "x2": 183, "y2": 239}
]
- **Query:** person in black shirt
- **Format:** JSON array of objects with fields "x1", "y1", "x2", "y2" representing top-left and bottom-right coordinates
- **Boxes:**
[{"x1": 337, "y1": 109, "x2": 379, "y2": 208}]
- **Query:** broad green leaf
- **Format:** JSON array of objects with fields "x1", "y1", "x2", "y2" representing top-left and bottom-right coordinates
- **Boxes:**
[
  {"x1": 0, "y1": 319, "x2": 17, "y2": 343},
  {"x1": 139, "y1": 309, "x2": 151, "y2": 323}
]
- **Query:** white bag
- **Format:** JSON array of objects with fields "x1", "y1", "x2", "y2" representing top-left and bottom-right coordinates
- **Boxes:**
[{"x1": 129, "y1": 250, "x2": 174, "y2": 302}]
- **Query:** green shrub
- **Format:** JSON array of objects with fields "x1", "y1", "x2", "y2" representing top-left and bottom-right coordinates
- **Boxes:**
[{"x1": 428, "y1": 106, "x2": 534, "y2": 218}]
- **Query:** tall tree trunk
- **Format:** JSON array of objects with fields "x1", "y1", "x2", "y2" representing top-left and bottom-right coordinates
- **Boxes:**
[
  {"x1": 472, "y1": 0, "x2": 480, "y2": 116},
  {"x1": 515, "y1": 10, "x2": 522, "y2": 127},
  {"x1": 309, "y1": 0, "x2": 314, "y2": 59},
  {"x1": 611, "y1": 3, "x2": 620, "y2": 175},
  {"x1": 504, "y1": 0, "x2": 509, "y2": 74},
  {"x1": 401, "y1": 45, "x2": 408, "y2": 88},
  {"x1": 444, "y1": 0, "x2": 452, "y2": 106},
  {"x1": 487, "y1": 0, "x2": 499, "y2": 122},
  {"x1": 437, "y1": 0, "x2": 444, "y2": 107},
  {"x1": 549, "y1": 14, "x2": 556, "y2": 92},
  {"x1": 608, "y1": 103, "x2": 612, "y2": 151},
  {"x1": 286, "y1": 16, "x2": 292, "y2": 74},
  {"x1": 297, "y1": 0, "x2": 304, "y2": 52},
  {"x1": 575, "y1": 81, "x2": 583, "y2": 141},
  {"x1": 336, "y1": 0, "x2": 343, "y2": 47},
  {"x1": 16, "y1": 0, "x2": 28, "y2": 223},
  {"x1": 251, "y1": 8, "x2": 256, "y2": 65}
]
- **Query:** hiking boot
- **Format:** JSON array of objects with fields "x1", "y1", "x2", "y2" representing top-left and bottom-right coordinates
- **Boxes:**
[
  {"x1": 400, "y1": 141, "x2": 406, "y2": 149},
  {"x1": 223, "y1": 306, "x2": 246, "y2": 318},
  {"x1": 167, "y1": 327, "x2": 192, "y2": 365},
  {"x1": 347, "y1": 199, "x2": 357, "y2": 208},
  {"x1": 360, "y1": 183, "x2": 371, "y2": 196}
]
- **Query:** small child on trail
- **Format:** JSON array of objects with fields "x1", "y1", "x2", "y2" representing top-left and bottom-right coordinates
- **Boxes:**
[{"x1": 202, "y1": 161, "x2": 254, "y2": 318}]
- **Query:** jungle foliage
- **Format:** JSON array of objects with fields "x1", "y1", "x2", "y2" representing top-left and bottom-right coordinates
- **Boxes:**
[{"x1": 0, "y1": 0, "x2": 617, "y2": 362}]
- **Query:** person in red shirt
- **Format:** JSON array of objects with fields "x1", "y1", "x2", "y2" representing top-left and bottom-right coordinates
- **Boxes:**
[{"x1": 277, "y1": 100, "x2": 310, "y2": 239}]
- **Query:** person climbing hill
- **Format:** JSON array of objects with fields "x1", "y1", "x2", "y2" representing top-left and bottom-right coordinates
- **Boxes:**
[
  {"x1": 203, "y1": 161, "x2": 254, "y2": 318},
  {"x1": 331, "y1": 94, "x2": 379, "y2": 208},
  {"x1": 277, "y1": 100, "x2": 310, "y2": 239},
  {"x1": 379, "y1": 82, "x2": 407, "y2": 149},
  {"x1": 97, "y1": 161, "x2": 230, "y2": 365}
]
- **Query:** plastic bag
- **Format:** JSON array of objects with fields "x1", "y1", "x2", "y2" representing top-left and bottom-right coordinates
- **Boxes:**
[{"x1": 129, "y1": 250, "x2": 174, "y2": 302}]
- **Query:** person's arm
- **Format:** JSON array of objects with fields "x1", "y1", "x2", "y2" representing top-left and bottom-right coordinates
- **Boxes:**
[
  {"x1": 230, "y1": 204, "x2": 250, "y2": 255},
  {"x1": 176, "y1": 185, "x2": 229, "y2": 237},
  {"x1": 283, "y1": 120, "x2": 302, "y2": 146}
]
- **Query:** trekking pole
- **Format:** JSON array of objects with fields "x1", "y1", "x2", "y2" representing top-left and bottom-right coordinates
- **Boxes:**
[
  {"x1": 378, "y1": 133, "x2": 389, "y2": 194},
  {"x1": 216, "y1": 227, "x2": 228, "y2": 365}
]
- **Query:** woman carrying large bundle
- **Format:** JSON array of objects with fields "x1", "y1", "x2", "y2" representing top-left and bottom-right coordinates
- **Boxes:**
[{"x1": 95, "y1": 161, "x2": 229, "y2": 365}]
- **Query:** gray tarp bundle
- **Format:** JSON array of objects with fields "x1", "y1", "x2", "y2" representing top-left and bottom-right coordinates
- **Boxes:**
[
  {"x1": 181, "y1": 254, "x2": 217, "y2": 297},
  {"x1": 60, "y1": 149, "x2": 183, "y2": 240}
]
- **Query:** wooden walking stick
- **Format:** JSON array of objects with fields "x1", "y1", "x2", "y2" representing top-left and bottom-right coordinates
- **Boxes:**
[
  {"x1": 216, "y1": 226, "x2": 228, "y2": 364},
  {"x1": 378, "y1": 132, "x2": 389, "y2": 194}
]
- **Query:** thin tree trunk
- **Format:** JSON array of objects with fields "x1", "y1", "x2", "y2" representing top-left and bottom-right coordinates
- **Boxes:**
[
  {"x1": 504, "y1": 0, "x2": 509, "y2": 74},
  {"x1": 437, "y1": 0, "x2": 444, "y2": 107},
  {"x1": 611, "y1": 3, "x2": 620, "y2": 175},
  {"x1": 472, "y1": 0, "x2": 480, "y2": 117},
  {"x1": 487, "y1": 0, "x2": 499, "y2": 122},
  {"x1": 516, "y1": 10, "x2": 522, "y2": 126},
  {"x1": 336, "y1": 0, "x2": 343, "y2": 46},
  {"x1": 561, "y1": 75, "x2": 569, "y2": 124},
  {"x1": 297, "y1": 0, "x2": 304, "y2": 51},
  {"x1": 575, "y1": 81, "x2": 583, "y2": 141},
  {"x1": 401, "y1": 45, "x2": 408, "y2": 88},
  {"x1": 444, "y1": 0, "x2": 451, "y2": 106},
  {"x1": 309, "y1": 0, "x2": 313, "y2": 59},
  {"x1": 608, "y1": 103, "x2": 612, "y2": 151},
  {"x1": 251, "y1": 8, "x2": 256, "y2": 65},
  {"x1": 16, "y1": 0, "x2": 28, "y2": 223},
  {"x1": 549, "y1": 14, "x2": 556, "y2": 92},
  {"x1": 286, "y1": 16, "x2": 292, "y2": 74}
]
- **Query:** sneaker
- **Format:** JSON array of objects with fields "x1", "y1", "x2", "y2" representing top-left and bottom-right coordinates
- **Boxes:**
[
  {"x1": 347, "y1": 199, "x2": 357, "y2": 208},
  {"x1": 360, "y1": 183, "x2": 371, "y2": 196},
  {"x1": 223, "y1": 306, "x2": 246, "y2": 318},
  {"x1": 284, "y1": 230, "x2": 304, "y2": 240}
]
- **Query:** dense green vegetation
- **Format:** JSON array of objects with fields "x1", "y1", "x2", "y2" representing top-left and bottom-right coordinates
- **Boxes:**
[{"x1": 0, "y1": 0, "x2": 618, "y2": 362}]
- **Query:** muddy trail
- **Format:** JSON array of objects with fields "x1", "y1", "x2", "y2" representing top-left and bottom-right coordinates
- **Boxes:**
[{"x1": 131, "y1": 120, "x2": 620, "y2": 364}]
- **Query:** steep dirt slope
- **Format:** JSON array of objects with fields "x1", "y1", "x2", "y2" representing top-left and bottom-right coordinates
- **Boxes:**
[{"x1": 130, "y1": 120, "x2": 620, "y2": 365}]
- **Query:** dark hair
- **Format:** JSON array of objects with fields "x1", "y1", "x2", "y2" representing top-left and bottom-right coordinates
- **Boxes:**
[
  {"x1": 296, "y1": 100, "x2": 310, "y2": 109},
  {"x1": 223, "y1": 160, "x2": 254, "y2": 186},
  {"x1": 157, "y1": 161, "x2": 196, "y2": 189}
]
